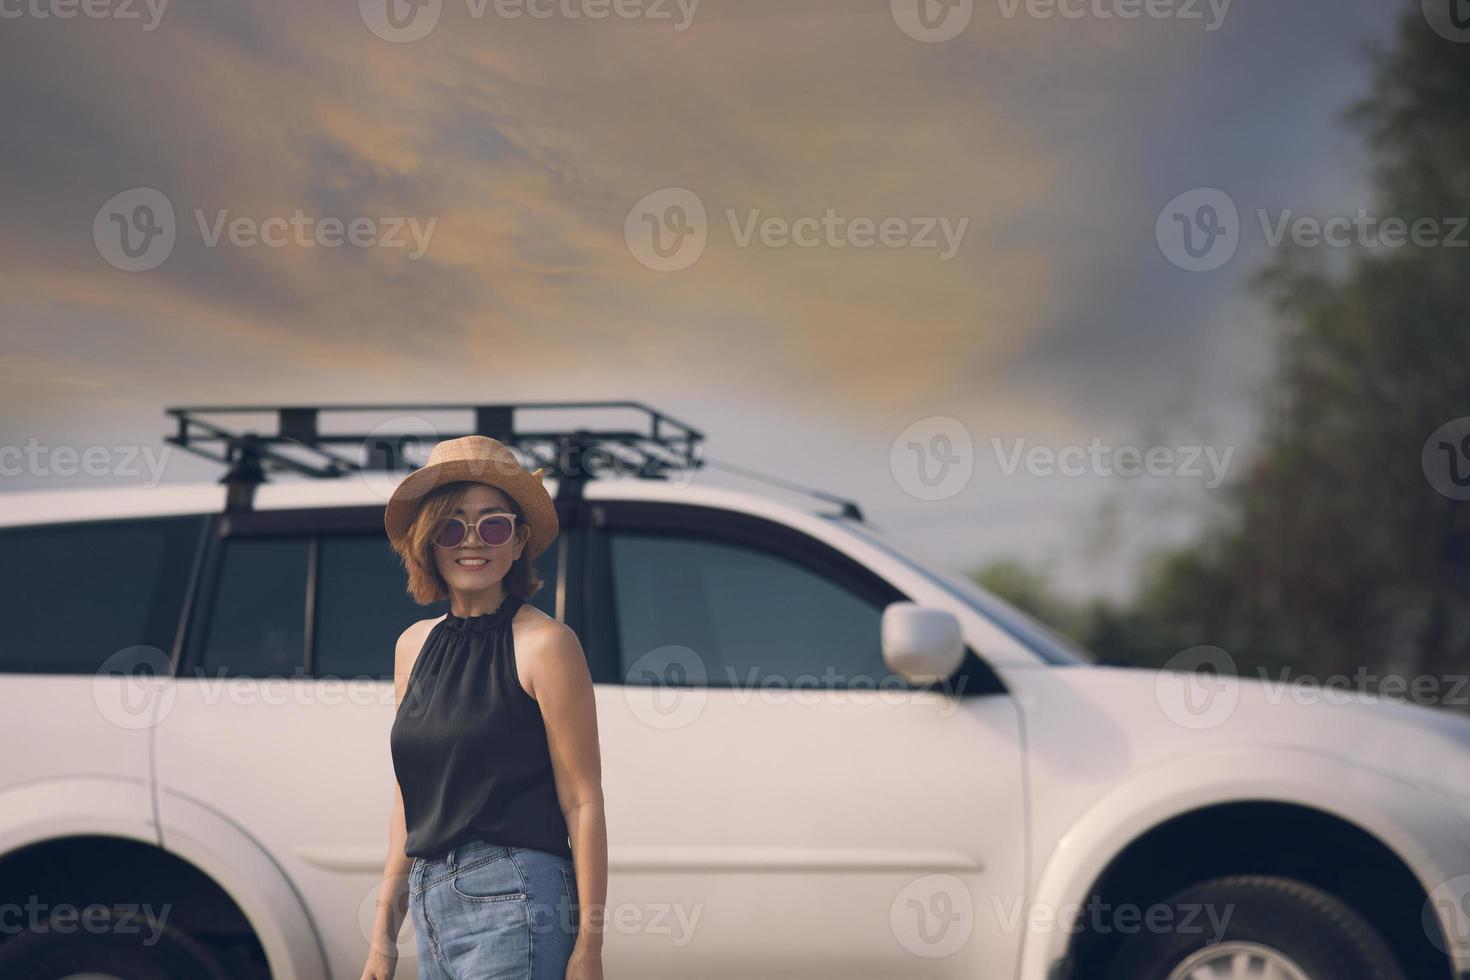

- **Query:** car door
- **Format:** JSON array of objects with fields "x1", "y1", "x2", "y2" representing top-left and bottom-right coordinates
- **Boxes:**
[
  {"x1": 582, "y1": 500, "x2": 1028, "y2": 980},
  {"x1": 152, "y1": 504, "x2": 571, "y2": 980}
]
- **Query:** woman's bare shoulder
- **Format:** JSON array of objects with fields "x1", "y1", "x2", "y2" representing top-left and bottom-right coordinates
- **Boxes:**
[
  {"x1": 395, "y1": 615, "x2": 445, "y2": 676},
  {"x1": 512, "y1": 603, "x2": 587, "y2": 691},
  {"x1": 512, "y1": 600, "x2": 577, "y2": 645}
]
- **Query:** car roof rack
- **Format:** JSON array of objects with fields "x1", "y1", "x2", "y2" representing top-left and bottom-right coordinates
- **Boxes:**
[
  {"x1": 165, "y1": 401, "x2": 867, "y2": 521},
  {"x1": 164, "y1": 401, "x2": 704, "y2": 511}
]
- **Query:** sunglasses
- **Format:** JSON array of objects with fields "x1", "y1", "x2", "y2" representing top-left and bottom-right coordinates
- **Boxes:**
[{"x1": 431, "y1": 513, "x2": 519, "y2": 549}]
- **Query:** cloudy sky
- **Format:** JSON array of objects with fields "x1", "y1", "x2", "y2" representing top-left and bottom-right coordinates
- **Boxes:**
[{"x1": 1, "y1": 0, "x2": 1405, "y2": 596}]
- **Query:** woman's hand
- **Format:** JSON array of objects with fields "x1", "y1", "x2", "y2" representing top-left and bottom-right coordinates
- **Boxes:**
[
  {"x1": 360, "y1": 945, "x2": 398, "y2": 980},
  {"x1": 565, "y1": 942, "x2": 604, "y2": 980}
]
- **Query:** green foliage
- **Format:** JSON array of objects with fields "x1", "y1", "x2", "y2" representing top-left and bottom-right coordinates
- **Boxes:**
[{"x1": 978, "y1": 7, "x2": 1470, "y2": 699}]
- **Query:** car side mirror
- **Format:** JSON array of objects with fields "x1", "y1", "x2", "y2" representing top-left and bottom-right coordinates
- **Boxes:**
[{"x1": 881, "y1": 602, "x2": 965, "y2": 684}]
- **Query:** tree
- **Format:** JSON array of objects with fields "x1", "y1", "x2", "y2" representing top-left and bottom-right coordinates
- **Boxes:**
[{"x1": 980, "y1": 6, "x2": 1470, "y2": 701}]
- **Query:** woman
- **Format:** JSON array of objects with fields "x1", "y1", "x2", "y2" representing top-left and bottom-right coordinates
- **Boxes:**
[{"x1": 361, "y1": 435, "x2": 606, "y2": 980}]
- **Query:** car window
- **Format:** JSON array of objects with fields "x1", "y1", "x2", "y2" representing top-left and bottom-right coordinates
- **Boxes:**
[
  {"x1": 522, "y1": 539, "x2": 562, "y2": 620},
  {"x1": 0, "y1": 515, "x2": 204, "y2": 674},
  {"x1": 312, "y1": 533, "x2": 563, "y2": 679},
  {"x1": 196, "y1": 537, "x2": 309, "y2": 678},
  {"x1": 314, "y1": 535, "x2": 443, "y2": 679},
  {"x1": 606, "y1": 530, "x2": 899, "y2": 690}
]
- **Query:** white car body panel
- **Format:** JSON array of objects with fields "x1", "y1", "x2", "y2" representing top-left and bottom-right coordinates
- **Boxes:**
[
  {"x1": 154, "y1": 787, "x2": 332, "y2": 980},
  {"x1": 0, "y1": 776, "x2": 156, "y2": 852},
  {"x1": 152, "y1": 677, "x2": 386, "y2": 980},
  {"x1": 1010, "y1": 666, "x2": 1470, "y2": 975},
  {"x1": 595, "y1": 682, "x2": 1025, "y2": 979}
]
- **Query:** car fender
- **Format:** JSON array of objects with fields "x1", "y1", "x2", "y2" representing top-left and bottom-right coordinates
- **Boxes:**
[
  {"x1": 0, "y1": 775, "x2": 159, "y2": 852},
  {"x1": 0, "y1": 778, "x2": 325, "y2": 979},
  {"x1": 1018, "y1": 745, "x2": 1470, "y2": 979},
  {"x1": 156, "y1": 787, "x2": 330, "y2": 980}
]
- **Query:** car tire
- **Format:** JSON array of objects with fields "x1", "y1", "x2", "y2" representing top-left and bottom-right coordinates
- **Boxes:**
[
  {"x1": 1104, "y1": 874, "x2": 1405, "y2": 980},
  {"x1": 0, "y1": 905, "x2": 230, "y2": 980}
]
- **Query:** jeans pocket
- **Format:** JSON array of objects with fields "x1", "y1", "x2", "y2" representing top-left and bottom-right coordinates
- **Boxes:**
[
  {"x1": 559, "y1": 864, "x2": 580, "y2": 936},
  {"x1": 559, "y1": 864, "x2": 577, "y2": 902},
  {"x1": 450, "y1": 847, "x2": 528, "y2": 903},
  {"x1": 408, "y1": 856, "x2": 424, "y2": 897}
]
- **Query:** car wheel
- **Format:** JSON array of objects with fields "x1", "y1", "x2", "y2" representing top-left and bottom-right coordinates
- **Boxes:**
[
  {"x1": 0, "y1": 906, "x2": 229, "y2": 980},
  {"x1": 1105, "y1": 874, "x2": 1405, "y2": 980}
]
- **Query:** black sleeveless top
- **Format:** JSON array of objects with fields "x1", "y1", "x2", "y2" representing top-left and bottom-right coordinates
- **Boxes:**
[{"x1": 390, "y1": 593, "x2": 573, "y2": 860}]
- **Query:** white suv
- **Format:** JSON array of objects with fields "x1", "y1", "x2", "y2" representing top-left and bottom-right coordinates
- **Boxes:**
[{"x1": 1, "y1": 405, "x2": 1468, "y2": 980}]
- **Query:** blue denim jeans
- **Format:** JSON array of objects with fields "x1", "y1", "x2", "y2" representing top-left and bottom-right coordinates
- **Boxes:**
[{"x1": 409, "y1": 838, "x2": 580, "y2": 980}]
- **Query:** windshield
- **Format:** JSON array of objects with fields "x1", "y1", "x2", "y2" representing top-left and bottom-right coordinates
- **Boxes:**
[{"x1": 833, "y1": 518, "x2": 1096, "y2": 666}]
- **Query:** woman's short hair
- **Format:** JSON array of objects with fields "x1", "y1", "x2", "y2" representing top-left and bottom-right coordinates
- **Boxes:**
[{"x1": 391, "y1": 480, "x2": 545, "y2": 605}]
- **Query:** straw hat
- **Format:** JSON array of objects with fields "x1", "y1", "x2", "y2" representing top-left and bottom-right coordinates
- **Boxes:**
[{"x1": 384, "y1": 435, "x2": 559, "y2": 558}]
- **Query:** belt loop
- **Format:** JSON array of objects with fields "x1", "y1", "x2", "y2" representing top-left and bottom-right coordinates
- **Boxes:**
[{"x1": 446, "y1": 845, "x2": 457, "y2": 873}]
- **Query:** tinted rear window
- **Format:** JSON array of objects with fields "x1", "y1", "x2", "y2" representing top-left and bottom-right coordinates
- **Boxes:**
[
  {"x1": 314, "y1": 535, "x2": 442, "y2": 679},
  {"x1": 195, "y1": 536, "x2": 310, "y2": 678},
  {"x1": 0, "y1": 515, "x2": 204, "y2": 673}
]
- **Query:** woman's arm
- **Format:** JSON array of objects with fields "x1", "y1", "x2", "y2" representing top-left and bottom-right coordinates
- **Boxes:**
[
  {"x1": 529, "y1": 620, "x2": 608, "y2": 979},
  {"x1": 361, "y1": 623, "x2": 429, "y2": 979}
]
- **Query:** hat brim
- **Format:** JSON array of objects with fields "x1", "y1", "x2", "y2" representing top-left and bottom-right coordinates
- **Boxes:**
[{"x1": 384, "y1": 459, "x2": 559, "y2": 559}]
